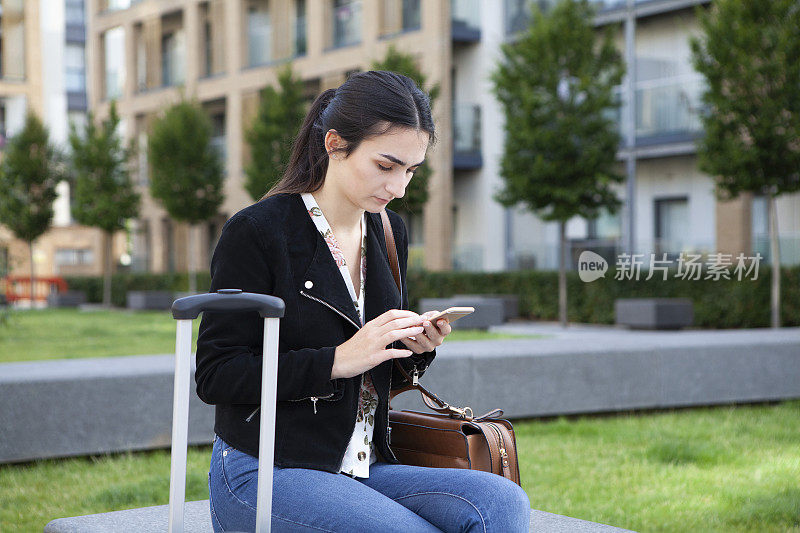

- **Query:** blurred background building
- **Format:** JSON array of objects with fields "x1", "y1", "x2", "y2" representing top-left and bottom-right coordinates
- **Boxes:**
[
  {"x1": 0, "y1": 0, "x2": 126, "y2": 279},
  {"x1": 1, "y1": 0, "x2": 798, "y2": 278}
]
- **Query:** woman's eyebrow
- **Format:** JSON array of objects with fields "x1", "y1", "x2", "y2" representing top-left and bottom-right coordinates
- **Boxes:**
[{"x1": 378, "y1": 153, "x2": 425, "y2": 167}]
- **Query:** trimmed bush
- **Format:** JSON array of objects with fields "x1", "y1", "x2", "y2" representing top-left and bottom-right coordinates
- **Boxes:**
[{"x1": 63, "y1": 266, "x2": 799, "y2": 328}]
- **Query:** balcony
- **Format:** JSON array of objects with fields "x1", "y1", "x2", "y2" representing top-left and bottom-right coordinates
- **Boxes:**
[
  {"x1": 608, "y1": 75, "x2": 704, "y2": 156},
  {"x1": 451, "y1": 0, "x2": 480, "y2": 42},
  {"x1": 635, "y1": 75, "x2": 704, "y2": 145},
  {"x1": 453, "y1": 103, "x2": 482, "y2": 169},
  {"x1": 593, "y1": 0, "x2": 711, "y2": 26}
]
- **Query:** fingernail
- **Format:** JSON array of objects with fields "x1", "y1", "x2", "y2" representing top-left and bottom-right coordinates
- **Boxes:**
[
  {"x1": 439, "y1": 320, "x2": 445, "y2": 326},
  {"x1": 423, "y1": 321, "x2": 430, "y2": 327}
]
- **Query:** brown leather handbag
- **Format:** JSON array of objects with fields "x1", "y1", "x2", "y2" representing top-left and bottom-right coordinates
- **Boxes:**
[{"x1": 379, "y1": 211, "x2": 521, "y2": 486}]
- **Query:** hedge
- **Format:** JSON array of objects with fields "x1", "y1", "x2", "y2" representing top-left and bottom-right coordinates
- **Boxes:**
[{"x1": 61, "y1": 266, "x2": 800, "y2": 329}]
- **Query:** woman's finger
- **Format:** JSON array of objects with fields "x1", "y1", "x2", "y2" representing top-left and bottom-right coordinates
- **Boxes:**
[
  {"x1": 398, "y1": 336, "x2": 426, "y2": 354},
  {"x1": 381, "y1": 316, "x2": 426, "y2": 336},
  {"x1": 375, "y1": 309, "x2": 420, "y2": 326},
  {"x1": 384, "y1": 326, "x2": 424, "y2": 345},
  {"x1": 383, "y1": 348, "x2": 414, "y2": 360}
]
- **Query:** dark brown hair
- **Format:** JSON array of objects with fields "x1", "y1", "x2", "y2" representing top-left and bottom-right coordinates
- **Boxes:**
[{"x1": 261, "y1": 70, "x2": 436, "y2": 200}]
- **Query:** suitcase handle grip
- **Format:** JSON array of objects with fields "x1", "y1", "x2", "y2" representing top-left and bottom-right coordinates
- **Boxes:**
[{"x1": 171, "y1": 289, "x2": 285, "y2": 319}]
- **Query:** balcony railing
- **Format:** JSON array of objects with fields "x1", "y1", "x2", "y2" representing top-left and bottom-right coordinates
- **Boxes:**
[
  {"x1": 451, "y1": 0, "x2": 480, "y2": 41},
  {"x1": 453, "y1": 103, "x2": 482, "y2": 168},
  {"x1": 607, "y1": 75, "x2": 705, "y2": 144},
  {"x1": 635, "y1": 75, "x2": 704, "y2": 140},
  {"x1": 453, "y1": 103, "x2": 481, "y2": 154}
]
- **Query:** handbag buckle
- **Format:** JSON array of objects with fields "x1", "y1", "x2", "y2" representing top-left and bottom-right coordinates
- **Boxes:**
[{"x1": 450, "y1": 406, "x2": 474, "y2": 420}]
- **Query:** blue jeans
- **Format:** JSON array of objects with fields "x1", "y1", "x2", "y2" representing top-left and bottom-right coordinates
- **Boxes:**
[{"x1": 208, "y1": 434, "x2": 531, "y2": 532}]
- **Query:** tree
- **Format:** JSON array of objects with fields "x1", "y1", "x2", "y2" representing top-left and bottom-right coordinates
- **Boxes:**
[
  {"x1": 68, "y1": 101, "x2": 140, "y2": 307},
  {"x1": 690, "y1": 0, "x2": 800, "y2": 328},
  {"x1": 371, "y1": 44, "x2": 440, "y2": 217},
  {"x1": 0, "y1": 112, "x2": 62, "y2": 306},
  {"x1": 491, "y1": 0, "x2": 625, "y2": 327},
  {"x1": 148, "y1": 99, "x2": 224, "y2": 293},
  {"x1": 244, "y1": 64, "x2": 307, "y2": 201}
]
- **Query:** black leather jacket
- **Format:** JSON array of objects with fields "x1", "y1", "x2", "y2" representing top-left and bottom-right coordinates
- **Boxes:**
[{"x1": 195, "y1": 192, "x2": 435, "y2": 472}]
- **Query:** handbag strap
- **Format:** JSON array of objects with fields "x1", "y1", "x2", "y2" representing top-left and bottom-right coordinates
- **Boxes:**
[{"x1": 379, "y1": 210, "x2": 498, "y2": 421}]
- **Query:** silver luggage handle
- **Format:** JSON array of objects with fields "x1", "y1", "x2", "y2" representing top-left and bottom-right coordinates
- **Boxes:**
[{"x1": 169, "y1": 289, "x2": 285, "y2": 533}]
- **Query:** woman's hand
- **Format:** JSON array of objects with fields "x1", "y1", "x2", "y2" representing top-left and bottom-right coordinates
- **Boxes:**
[
  {"x1": 331, "y1": 309, "x2": 425, "y2": 379},
  {"x1": 398, "y1": 310, "x2": 452, "y2": 354}
]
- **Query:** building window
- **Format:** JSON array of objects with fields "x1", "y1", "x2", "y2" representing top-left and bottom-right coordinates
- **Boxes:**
[
  {"x1": 247, "y1": 1, "x2": 271, "y2": 67},
  {"x1": 65, "y1": 0, "x2": 85, "y2": 25},
  {"x1": 402, "y1": 0, "x2": 421, "y2": 31},
  {"x1": 654, "y1": 197, "x2": 689, "y2": 257},
  {"x1": 105, "y1": 0, "x2": 132, "y2": 12},
  {"x1": 294, "y1": 0, "x2": 307, "y2": 56},
  {"x1": 0, "y1": 101, "x2": 6, "y2": 149},
  {"x1": 161, "y1": 30, "x2": 185, "y2": 87},
  {"x1": 0, "y1": 0, "x2": 26, "y2": 81},
  {"x1": 333, "y1": 0, "x2": 362, "y2": 48},
  {"x1": 380, "y1": 0, "x2": 420, "y2": 37},
  {"x1": 55, "y1": 248, "x2": 95, "y2": 266},
  {"x1": 65, "y1": 43, "x2": 86, "y2": 92},
  {"x1": 209, "y1": 111, "x2": 226, "y2": 169},
  {"x1": 103, "y1": 26, "x2": 126, "y2": 99}
]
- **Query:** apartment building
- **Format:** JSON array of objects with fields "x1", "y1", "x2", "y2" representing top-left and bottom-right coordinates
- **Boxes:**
[
  {"x1": 453, "y1": 0, "x2": 800, "y2": 271},
  {"x1": 86, "y1": 0, "x2": 458, "y2": 275},
  {"x1": 79, "y1": 0, "x2": 800, "y2": 278},
  {"x1": 0, "y1": 0, "x2": 119, "y2": 280}
]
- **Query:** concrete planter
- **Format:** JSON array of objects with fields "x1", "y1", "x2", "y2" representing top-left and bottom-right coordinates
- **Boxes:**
[{"x1": 126, "y1": 290, "x2": 174, "y2": 310}]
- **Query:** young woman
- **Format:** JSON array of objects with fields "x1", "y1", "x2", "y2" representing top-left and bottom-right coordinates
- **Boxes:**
[{"x1": 195, "y1": 70, "x2": 531, "y2": 532}]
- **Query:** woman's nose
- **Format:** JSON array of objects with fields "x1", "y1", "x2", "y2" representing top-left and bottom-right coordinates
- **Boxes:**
[{"x1": 385, "y1": 176, "x2": 407, "y2": 199}]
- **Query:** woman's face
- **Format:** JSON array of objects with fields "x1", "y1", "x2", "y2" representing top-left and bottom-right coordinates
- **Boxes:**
[{"x1": 324, "y1": 124, "x2": 429, "y2": 213}]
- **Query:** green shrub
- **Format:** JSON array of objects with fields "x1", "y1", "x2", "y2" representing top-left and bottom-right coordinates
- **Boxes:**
[{"x1": 63, "y1": 266, "x2": 800, "y2": 328}]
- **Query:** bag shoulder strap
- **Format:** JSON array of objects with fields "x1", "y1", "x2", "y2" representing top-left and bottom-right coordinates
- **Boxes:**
[{"x1": 379, "y1": 211, "x2": 483, "y2": 419}]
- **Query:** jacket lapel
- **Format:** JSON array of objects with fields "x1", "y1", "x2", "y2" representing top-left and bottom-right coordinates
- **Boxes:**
[{"x1": 293, "y1": 195, "x2": 362, "y2": 330}]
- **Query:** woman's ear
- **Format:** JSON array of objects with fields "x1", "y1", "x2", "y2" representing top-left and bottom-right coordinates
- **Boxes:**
[{"x1": 325, "y1": 129, "x2": 346, "y2": 157}]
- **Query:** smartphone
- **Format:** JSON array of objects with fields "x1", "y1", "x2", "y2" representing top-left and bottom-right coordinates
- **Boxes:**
[{"x1": 425, "y1": 306, "x2": 475, "y2": 324}]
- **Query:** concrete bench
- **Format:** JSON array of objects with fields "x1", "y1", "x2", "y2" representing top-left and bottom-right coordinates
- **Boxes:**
[
  {"x1": 454, "y1": 293, "x2": 519, "y2": 321},
  {"x1": 3, "y1": 328, "x2": 800, "y2": 464},
  {"x1": 47, "y1": 290, "x2": 87, "y2": 308},
  {"x1": 614, "y1": 298, "x2": 693, "y2": 330},
  {"x1": 0, "y1": 355, "x2": 214, "y2": 464},
  {"x1": 418, "y1": 296, "x2": 505, "y2": 330},
  {"x1": 127, "y1": 290, "x2": 175, "y2": 310},
  {"x1": 44, "y1": 500, "x2": 635, "y2": 532}
]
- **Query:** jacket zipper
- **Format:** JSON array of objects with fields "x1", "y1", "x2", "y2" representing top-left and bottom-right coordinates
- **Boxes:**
[
  {"x1": 245, "y1": 290, "x2": 359, "y2": 421},
  {"x1": 301, "y1": 288, "x2": 400, "y2": 462},
  {"x1": 300, "y1": 290, "x2": 361, "y2": 331}
]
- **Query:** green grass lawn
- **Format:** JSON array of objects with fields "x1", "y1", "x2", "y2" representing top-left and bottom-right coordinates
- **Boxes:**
[
  {"x1": 0, "y1": 308, "x2": 540, "y2": 363},
  {"x1": 2, "y1": 401, "x2": 798, "y2": 532}
]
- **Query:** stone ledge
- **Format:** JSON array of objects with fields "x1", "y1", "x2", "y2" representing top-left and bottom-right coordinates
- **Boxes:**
[
  {"x1": 3, "y1": 329, "x2": 798, "y2": 464},
  {"x1": 43, "y1": 500, "x2": 636, "y2": 532}
]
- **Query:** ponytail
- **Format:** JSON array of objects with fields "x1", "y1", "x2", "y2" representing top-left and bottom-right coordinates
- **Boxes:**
[{"x1": 261, "y1": 88, "x2": 337, "y2": 200}]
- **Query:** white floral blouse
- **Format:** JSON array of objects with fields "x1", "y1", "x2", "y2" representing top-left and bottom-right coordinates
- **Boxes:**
[{"x1": 301, "y1": 192, "x2": 379, "y2": 478}]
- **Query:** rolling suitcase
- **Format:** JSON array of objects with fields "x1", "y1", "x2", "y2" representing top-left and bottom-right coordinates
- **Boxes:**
[{"x1": 169, "y1": 289, "x2": 285, "y2": 533}]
